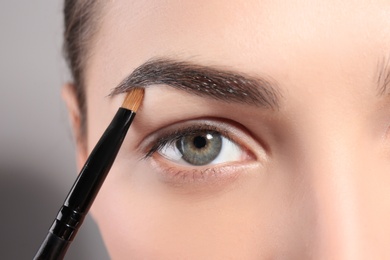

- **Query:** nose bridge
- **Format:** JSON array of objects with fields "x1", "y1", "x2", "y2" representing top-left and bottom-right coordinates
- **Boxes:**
[{"x1": 296, "y1": 114, "x2": 365, "y2": 259}]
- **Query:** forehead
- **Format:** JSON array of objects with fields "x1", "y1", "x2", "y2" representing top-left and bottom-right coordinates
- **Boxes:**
[{"x1": 88, "y1": 0, "x2": 390, "y2": 98}]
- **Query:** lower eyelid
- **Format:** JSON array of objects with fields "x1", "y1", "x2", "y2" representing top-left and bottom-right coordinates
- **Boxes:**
[{"x1": 148, "y1": 154, "x2": 260, "y2": 185}]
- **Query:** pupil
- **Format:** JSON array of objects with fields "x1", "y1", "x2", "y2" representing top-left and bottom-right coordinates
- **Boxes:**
[
  {"x1": 177, "y1": 131, "x2": 222, "y2": 166},
  {"x1": 193, "y1": 136, "x2": 207, "y2": 149}
]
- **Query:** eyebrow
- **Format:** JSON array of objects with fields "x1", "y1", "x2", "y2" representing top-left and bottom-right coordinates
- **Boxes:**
[{"x1": 110, "y1": 58, "x2": 282, "y2": 109}]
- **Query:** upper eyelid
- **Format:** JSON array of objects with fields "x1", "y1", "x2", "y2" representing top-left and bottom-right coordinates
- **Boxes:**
[
  {"x1": 142, "y1": 124, "x2": 233, "y2": 159},
  {"x1": 139, "y1": 118, "x2": 266, "y2": 162}
]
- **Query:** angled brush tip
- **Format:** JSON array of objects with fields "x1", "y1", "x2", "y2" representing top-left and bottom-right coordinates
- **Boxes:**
[{"x1": 121, "y1": 88, "x2": 145, "y2": 112}]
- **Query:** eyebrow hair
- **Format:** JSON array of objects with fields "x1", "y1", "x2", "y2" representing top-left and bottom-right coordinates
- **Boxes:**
[{"x1": 110, "y1": 58, "x2": 282, "y2": 109}]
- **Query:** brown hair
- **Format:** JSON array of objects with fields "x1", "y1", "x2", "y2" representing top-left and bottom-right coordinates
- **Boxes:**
[{"x1": 63, "y1": 0, "x2": 103, "y2": 135}]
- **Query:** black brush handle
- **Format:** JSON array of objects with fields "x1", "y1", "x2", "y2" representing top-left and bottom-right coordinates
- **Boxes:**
[
  {"x1": 34, "y1": 107, "x2": 135, "y2": 260},
  {"x1": 34, "y1": 232, "x2": 70, "y2": 260}
]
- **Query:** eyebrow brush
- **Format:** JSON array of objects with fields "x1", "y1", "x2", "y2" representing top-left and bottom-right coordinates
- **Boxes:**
[{"x1": 34, "y1": 88, "x2": 144, "y2": 260}]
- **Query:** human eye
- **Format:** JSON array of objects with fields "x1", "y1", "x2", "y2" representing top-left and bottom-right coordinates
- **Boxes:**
[{"x1": 141, "y1": 119, "x2": 261, "y2": 183}]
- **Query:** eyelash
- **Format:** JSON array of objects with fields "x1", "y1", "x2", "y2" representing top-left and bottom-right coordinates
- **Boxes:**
[
  {"x1": 138, "y1": 118, "x2": 267, "y2": 186},
  {"x1": 138, "y1": 120, "x2": 261, "y2": 184},
  {"x1": 143, "y1": 124, "x2": 233, "y2": 160}
]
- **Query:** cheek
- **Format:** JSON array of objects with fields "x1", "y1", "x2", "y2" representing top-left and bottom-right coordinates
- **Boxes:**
[
  {"x1": 90, "y1": 155, "x2": 312, "y2": 258},
  {"x1": 90, "y1": 161, "x2": 156, "y2": 258}
]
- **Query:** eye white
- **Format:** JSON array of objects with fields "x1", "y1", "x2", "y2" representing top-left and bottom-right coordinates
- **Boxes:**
[{"x1": 158, "y1": 136, "x2": 243, "y2": 166}]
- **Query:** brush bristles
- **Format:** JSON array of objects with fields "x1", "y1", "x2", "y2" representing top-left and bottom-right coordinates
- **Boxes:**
[{"x1": 121, "y1": 88, "x2": 145, "y2": 112}]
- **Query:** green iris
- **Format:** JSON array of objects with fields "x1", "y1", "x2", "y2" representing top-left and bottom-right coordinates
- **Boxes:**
[{"x1": 176, "y1": 131, "x2": 222, "y2": 165}]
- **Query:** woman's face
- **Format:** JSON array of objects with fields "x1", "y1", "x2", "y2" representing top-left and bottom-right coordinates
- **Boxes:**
[{"x1": 65, "y1": 0, "x2": 390, "y2": 258}]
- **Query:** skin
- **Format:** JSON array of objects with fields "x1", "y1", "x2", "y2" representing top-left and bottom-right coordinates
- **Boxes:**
[{"x1": 63, "y1": 0, "x2": 390, "y2": 259}]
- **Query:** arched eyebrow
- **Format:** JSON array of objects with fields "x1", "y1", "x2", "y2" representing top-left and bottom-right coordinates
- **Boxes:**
[{"x1": 110, "y1": 58, "x2": 282, "y2": 110}]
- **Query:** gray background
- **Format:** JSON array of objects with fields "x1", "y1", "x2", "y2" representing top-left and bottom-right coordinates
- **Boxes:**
[{"x1": 0, "y1": 1, "x2": 110, "y2": 259}]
